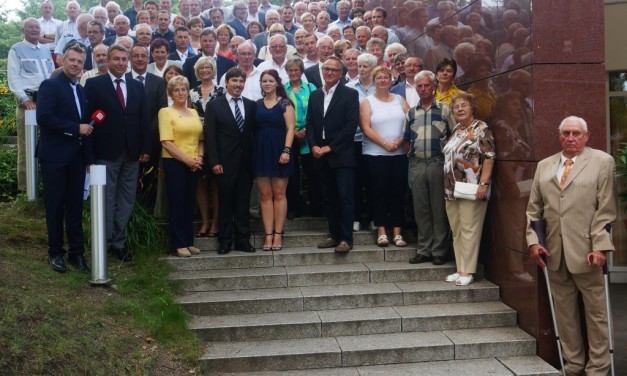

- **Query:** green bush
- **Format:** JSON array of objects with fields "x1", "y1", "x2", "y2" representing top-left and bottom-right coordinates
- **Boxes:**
[
  {"x1": 0, "y1": 71, "x2": 17, "y2": 140},
  {"x1": 0, "y1": 147, "x2": 18, "y2": 201}
]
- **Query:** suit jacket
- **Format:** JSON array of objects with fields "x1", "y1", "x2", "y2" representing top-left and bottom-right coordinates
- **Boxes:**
[
  {"x1": 204, "y1": 95, "x2": 256, "y2": 175},
  {"x1": 126, "y1": 71, "x2": 168, "y2": 157},
  {"x1": 183, "y1": 53, "x2": 236, "y2": 88},
  {"x1": 227, "y1": 18, "x2": 249, "y2": 39},
  {"x1": 525, "y1": 147, "x2": 616, "y2": 274},
  {"x1": 84, "y1": 44, "x2": 95, "y2": 71},
  {"x1": 84, "y1": 73, "x2": 150, "y2": 161},
  {"x1": 305, "y1": 83, "x2": 359, "y2": 168},
  {"x1": 36, "y1": 72, "x2": 93, "y2": 164},
  {"x1": 304, "y1": 64, "x2": 347, "y2": 89}
]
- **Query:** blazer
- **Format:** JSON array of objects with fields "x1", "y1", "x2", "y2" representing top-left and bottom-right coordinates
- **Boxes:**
[
  {"x1": 227, "y1": 18, "x2": 249, "y2": 39},
  {"x1": 84, "y1": 73, "x2": 151, "y2": 161},
  {"x1": 126, "y1": 71, "x2": 168, "y2": 138},
  {"x1": 84, "y1": 44, "x2": 95, "y2": 71},
  {"x1": 167, "y1": 50, "x2": 197, "y2": 62},
  {"x1": 526, "y1": 147, "x2": 617, "y2": 274},
  {"x1": 183, "y1": 53, "x2": 236, "y2": 88},
  {"x1": 305, "y1": 83, "x2": 359, "y2": 168},
  {"x1": 204, "y1": 95, "x2": 256, "y2": 175},
  {"x1": 36, "y1": 72, "x2": 93, "y2": 164},
  {"x1": 304, "y1": 64, "x2": 347, "y2": 89}
]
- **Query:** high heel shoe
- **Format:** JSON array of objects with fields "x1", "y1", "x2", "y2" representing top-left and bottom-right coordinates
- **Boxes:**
[
  {"x1": 263, "y1": 233, "x2": 274, "y2": 251},
  {"x1": 271, "y1": 231, "x2": 284, "y2": 251}
]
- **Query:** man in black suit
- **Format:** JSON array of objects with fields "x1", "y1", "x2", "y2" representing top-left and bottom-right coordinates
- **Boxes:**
[
  {"x1": 84, "y1": 44, "x2": 151, "y2": 261},
  {"x1": 306, "y1": 56, "x2": 359, "y2": 253},
  {"x1": 127, "y1": 45, "x2": 168, "y2": 204},
  {"x1": 304, "y1": 36, "x2": 344, "y2": 89},
  {"x1": 36, "y1": 42, "x2": 93, "y2": 273},
  {"x1": 183, "y1": 28, "x2": 236, "y2": 88},
  {"x1": 84, "y1": 20, "x2": 106, "y2": 71},
  {"x1": 168, "y1": 27, "x2": 196, "y2": 63},
  {"x1": 204, "y1": 67, "x2": 256, "y2": 254}
]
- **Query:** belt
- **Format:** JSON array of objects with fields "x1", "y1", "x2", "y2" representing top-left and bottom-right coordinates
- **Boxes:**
[
  {"x1": 412, "y1": 155, "x2": 443, "y2": 163},
  {"x1": 25, "y1": 89, "x2": 38, "y2": 103}
]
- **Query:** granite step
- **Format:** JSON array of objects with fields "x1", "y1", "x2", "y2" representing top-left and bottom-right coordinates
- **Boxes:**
[
  {"x1": 176, "y1": 280, "x2": 500, "y2": 316},
  {"x1": 170, "y1": 261, "x2": 462, "y2": 291},
  {"x1": 193, "y1": 230, "x2": 380, "y2": 251},
  {"x1": 163, "y1": 245, "x2": 421, "y2": 271},
  {"x1": 189, "y1": 301, "x2": 517, "y2": 342},
  {"x1": 199, "y1": 328, "x2": 537, "y2": 372},
  {"x1": 210, "y1": 356, "x2": 559, "y2": 376}
]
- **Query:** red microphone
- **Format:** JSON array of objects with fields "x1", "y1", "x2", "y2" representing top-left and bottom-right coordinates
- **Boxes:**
[{"x1": 90, "y1": 110, "x2": 106, "y2": 126}]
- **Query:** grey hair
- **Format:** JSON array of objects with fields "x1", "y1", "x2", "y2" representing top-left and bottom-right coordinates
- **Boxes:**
[
  {"x1": 317, "y1": 36, "x2": 334, "y2": 47},
  {"x1": 357, "y1": 52, "x2": 377, "y2": 66},
  {"x1": 265, "y1": 9, "x2": 280, "y2": 21},
  {"x1": 384, "y1": 43, "x2": 406, "y2": 57},
  {"x1": 269, "y1": 33, "x2": 288, "y2": 45},
  {"x1": 194, "y1": 56, "x2": 217, "y2": 79},
  {"x1": 559, "y1": 116, "x2": 588, "y2": 133},
  {"x1": 238, "y1": 40, "x2": 257, "y2": 55},
  {"x1": 414, "y1": 70, "x2": 436, "y2": 84}
]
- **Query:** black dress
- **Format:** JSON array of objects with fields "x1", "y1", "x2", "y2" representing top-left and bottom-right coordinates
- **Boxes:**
[{"x1": 253, "y1": 98, "x2": 295, "y2": 177}]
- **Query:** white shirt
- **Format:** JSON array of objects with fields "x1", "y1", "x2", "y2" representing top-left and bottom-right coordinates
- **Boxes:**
[
  {"x1": 38, "y1": 17, "x2": 61, "y2": 51},
  {"x1": 226, "y1": 92, "x2": 245, "y2": 120},
  {"x1": 109, "y1": 72, "x2": 127, "y2": 106},
  {"x1": 177, "y1": 49, "x2": 189, "y2": 63},
  {"x1": 131, "y1": 69, "x2": 146, "y2": 85},
  {"x1": 303, "y1": 57, "x2": 318, "y2": 69},
  {"x1": 404, "y1": 81, "x2": 419, "y2": 108},
  {"x1": 322, "y1": 81, "x2": 339, "y2": 138},
  {"x1": 219, "y1": 66, "x2": 263, "y2": 101},
  {"x1": 556, "y1": 154, "x2": 578, "y2": 182}
]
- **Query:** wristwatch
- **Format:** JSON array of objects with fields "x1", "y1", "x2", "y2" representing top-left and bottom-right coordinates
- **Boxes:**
[{"x1": 479, "y1": 181, "x2": 490, "y2": 186}]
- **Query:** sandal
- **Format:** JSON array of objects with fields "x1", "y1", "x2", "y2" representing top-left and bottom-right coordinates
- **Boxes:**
[
  {"x1": 377, "y1": 234, "x2": 389, "y2": 247},
  {"x1": 272, "y1": 231, "x2": 284, "y2": 251},
  {"x1": 393, "y1": 235, "x2": 407, "y2": 247},
  {"x1": 195, "y1": 231, "x2": 208, "y2": 238},
  {"x1": 263, "y1": 233, "x2": 274, "y2": 251}
]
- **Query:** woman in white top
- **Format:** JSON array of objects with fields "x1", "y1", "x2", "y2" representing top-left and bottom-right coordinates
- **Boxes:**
[
  {"x1": 147, "y1": 38, "x2": 182, "y2": 77},
  {"x1": 360, "y1": 66, "x2": 410, "y2": 247}
]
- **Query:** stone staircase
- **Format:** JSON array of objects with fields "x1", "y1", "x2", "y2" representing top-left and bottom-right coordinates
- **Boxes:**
[{"x1": 165, "y1": 217, "x2": 559, "y2": 375}]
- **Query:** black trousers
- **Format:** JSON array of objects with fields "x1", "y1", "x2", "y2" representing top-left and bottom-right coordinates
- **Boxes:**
[
  {"x1": 163, "y1": 158, "x2": 198, "y2": 249},
  {"x1": 366, "y1": 154, "x2": 407, "y2": 228},
  {"x1": 215, "y1": 166, "x2": 253, "y2": 249}
]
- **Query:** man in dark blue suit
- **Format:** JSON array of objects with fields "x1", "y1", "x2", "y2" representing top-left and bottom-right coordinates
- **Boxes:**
[
  {"x1": 306, "y1": 56, "x2": 359, "y2": 253},
  {"x1": 183, "y1": 28, "x2": 236, "y2": 88},
  {"x1": 84, "y1": 44, "x2": 151, "y2": 262},
  {"x1": 36, "y1": 42, "x2": 94, "y2": 273},
  {"x1": 84, "y1": 20, "x2": 106, "y2": 71},
  {"x1": 205, "y1": 67, "x2": 256, "y2": 254}
]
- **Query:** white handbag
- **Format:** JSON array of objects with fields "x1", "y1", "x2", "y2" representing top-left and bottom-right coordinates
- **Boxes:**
[{"x1": 453, "y1": 181, "x2": 479, "y2": 200}]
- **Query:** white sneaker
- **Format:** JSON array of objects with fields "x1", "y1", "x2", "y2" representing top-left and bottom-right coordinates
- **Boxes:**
[
  {"x1": 446, "y1": 273, "x2": 460, "y2": 282},
  {"x1": 353, "y1": 221, "x2": 361, "y2": 232},
  {"x1": 455, "y1": 275, "x2": 474, "y2": 286},
  {"x1": 368, "y1": 221, "x2": 377, "y2": 231}
]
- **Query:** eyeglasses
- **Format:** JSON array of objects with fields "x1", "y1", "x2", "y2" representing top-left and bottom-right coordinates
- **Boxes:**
[
  {"x1": 322, "y1": 67, "x2": 342, "y2": 73},
  {"x1": 270, "y1": 45, "x2": 286, "y2": 49},
  {"x1": 452, "y1": 103, "x2": 470, "y2": 111}
]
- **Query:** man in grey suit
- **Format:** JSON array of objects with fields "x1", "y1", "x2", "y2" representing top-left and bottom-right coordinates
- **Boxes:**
[{"x1": 526, "y1": 116, "x2": 616, "y2": 376}]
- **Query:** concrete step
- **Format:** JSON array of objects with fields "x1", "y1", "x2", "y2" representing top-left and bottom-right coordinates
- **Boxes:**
[
  {"x1": 193, "y1": 230, "x2": 380, "y2": 251},
  {"x1": 199, "y1": 328, "x2": 537, "y2": 372},
  {"x1": 211, "y1": 356, "x2": 559, "y2": 376},
  {"x1": 170, "y1": 261, "x2": 461, "y2": 292},
  {"x1": 164, "y1": 245, "x2": 420, "y2": 271},
  {"x1": 176, "y1": 280, "x2": 500, "y2": 316},
  {"x1": 189, "y1": 301, "x2": 517, "y2": 342}
]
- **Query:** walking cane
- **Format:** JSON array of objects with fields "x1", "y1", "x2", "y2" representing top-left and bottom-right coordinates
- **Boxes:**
[
  {"x1": 530, "y1": 219, "x2": 565, "y2": 374},
  {"x1": 601, "y1": 223, "x2": 615, "y2": 376}
]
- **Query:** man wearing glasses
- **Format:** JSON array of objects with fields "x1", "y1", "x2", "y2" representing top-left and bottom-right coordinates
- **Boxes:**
[{"x1": 306, "y1": 56, "x2": 359, "y2": 253}]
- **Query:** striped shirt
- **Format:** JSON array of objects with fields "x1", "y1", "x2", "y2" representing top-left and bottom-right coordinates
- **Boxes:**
[{"x1": 402, "y1": 100, "x2": 455, "y2": 159}]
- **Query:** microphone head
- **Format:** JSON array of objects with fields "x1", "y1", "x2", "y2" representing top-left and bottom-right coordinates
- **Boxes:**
[{"x1": 92, "y1": 110, "x2": 106, "y2": 124}]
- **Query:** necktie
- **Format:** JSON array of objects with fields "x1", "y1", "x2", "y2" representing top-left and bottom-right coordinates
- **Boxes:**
[
  {"x1": 560, "y1": 159, "x2": 573, "y2": 188},
  {"x1": 136, "y1": 75, "x2": 145, "y2": 85},
  {"x1": 115, "y1": 78, "x2": 125, "y2": 110},
  {"x1": 70, "y1": 82, "x2": 82, "y2": 118},
  {"x1": 232, "y1": 97, "x2": 244, "y2": 133}
]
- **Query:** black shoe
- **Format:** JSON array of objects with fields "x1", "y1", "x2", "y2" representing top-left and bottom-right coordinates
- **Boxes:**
[
  {"x1": 68, "y1": 254, "x2": 91, "y2": 273},
  {"x1": 114, "y1": 247, "x2": 133, "y2": 262},
  {"x1": 48, "y1": 255, "x2": 67, "y2": 273},
  {"x1": 432, "y1": 256, "x2": 446, "y2": 265},
  {"x1": 409, "y1": 254, "x2": 432, "y2": 264},
  {"x1": 235, "y1": 242, "x2": 256, "y2": 253},
  {"x1": 217, "y1": 248, "x2": 231, "y2": 255}
]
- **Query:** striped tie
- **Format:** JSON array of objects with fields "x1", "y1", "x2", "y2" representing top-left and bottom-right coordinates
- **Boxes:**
[
  {"x1": 232, "y1": 97, "x2": 244, "y2": 133},
  {"x1": 560, "y1": 159, "x2": 573, "y2": 188}
]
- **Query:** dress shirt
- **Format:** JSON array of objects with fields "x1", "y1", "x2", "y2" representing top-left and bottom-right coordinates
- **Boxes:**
[
  {"x1": 177, "y1": 49, "x2": 189, "y2": 63},
  {"x1": 55, "y1": 20, "x2": 78, "y2": 43},
  {"x1": 405, "y1": 81, "x2": 419, "y2": 107},
  {"x1": 556, "y1": 154, "x2": 579, "y2": 182},
  {"x1": 131, "y1": 70, "x2": 146, "y2": 85},
  {"x1": 322, "y1": 81, "x2": 339, "y2": 139},
  {"x1": 226, "y1": 93, "x2": 245, "y2": 120},
  {"x1": 38, "y1": 17, "x2": 61, "y2": 51},
  {"x1": 7, "y1": 40, "x2": 54, "y2": 103},
  {"x1": 109, "y1": 72, "x2": 127, "y2": 105},
  {"x1": 329, "y1": 18, "x2": 351, "y2": 29},
  {"x1": 70, "y1": 81, "x2": 82, "y2": 118},
  {"x1": 303, "y1": 58, "x2": 318, "y2": 69}
]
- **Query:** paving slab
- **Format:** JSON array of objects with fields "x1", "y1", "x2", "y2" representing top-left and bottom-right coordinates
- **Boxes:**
[
  {"x1": 366, "y1": 261, "x2": 457, "y2": 283},
  {"x1": 201, "y1": 337, "x2": 341, "y2": 372},
  {"x1": 213, "y1": 367, "x2": 360, "y2": 376},
  {"x1": 395, "y1": 280, "x2": 500, "y2": 305},
  {"x1": 383, "y1": 247, "x2": 420, "y2": 262},
  {"x1": 286, "y1": 263, "x2": 370, "y2": 287},
  {"x1": 394, "y1": 301, "x2": 517, "y2": 332},
  {"x1": 190, "y1": 311, "x2": 321, "y2": 341},
  {"x1": 272, "y1": 246, "x2": 384, "y2": 266},
  {"x1": 443, "y1": 327, "x2": 537, "y2": 359},
  {"x1": 356, "y1": 358, "x2": 516, "y2": 376},
  {"x1": 300, "y1": 283, "x2": 403, "y2": 310},
  {"x1": 170, "y1": 267, "x2": 287, "y2": 292},
  {"x1": 176, "y1": 287, "x2": 303, "y2": 315},
  {"x1": 317, "y1": 306, "x2": 401, "y2": 337},
  {"x1": 497, "y1": 356, "x2": 561, "y2": 376},
  {"x1": 336, "y1": 331, "x2": 454, "y2": 366}
]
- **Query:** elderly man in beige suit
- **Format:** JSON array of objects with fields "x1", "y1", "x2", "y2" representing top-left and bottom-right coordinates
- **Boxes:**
[{"x1": 526, "y1": 116, "x2": 616, "y2": 376}]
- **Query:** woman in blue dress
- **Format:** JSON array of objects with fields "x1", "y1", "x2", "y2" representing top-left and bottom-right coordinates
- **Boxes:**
[{"x1": 254, "y1": 69, "x2": 296, "y2": 251}]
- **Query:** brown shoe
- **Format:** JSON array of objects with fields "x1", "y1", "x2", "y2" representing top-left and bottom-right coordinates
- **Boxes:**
[
  {"x1": 318, "y1": 237, "x2": 339, "y2": 248},
  {"x1": 432, "y1": 256, "x2": 446, "y2": 265},
  {"x1": 188, "y1": 246, "x2": 201, "y2": 255},
  {"x1": 335, "y1": 241, "x2": 352, "y2": 253},
  {"x1": 409, "y1": 254, "x2": 431, "y2": 264}
]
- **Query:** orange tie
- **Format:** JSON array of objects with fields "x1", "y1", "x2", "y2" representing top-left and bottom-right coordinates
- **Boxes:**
[{"x1": 560, "y1": 159, "x2": 573, "y2": 188}]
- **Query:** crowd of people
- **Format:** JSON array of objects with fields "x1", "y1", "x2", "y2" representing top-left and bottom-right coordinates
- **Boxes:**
[{"x1": 8, "y1": 0, "x2": 538, "y2": 286}]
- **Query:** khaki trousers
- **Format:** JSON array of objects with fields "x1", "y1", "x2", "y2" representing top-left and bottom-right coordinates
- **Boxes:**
[
  {"x1": 445, "y1": 198, "x2": 487, "y2": 274},
  {"x1": 550, "y1": 255, "x2": 610, "y2": 376},
  {"x1": 16, "y1": 105, "x2": 26, "y2": 191}
]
